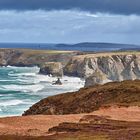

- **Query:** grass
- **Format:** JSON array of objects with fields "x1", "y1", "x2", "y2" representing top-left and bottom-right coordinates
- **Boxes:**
[
  {"x1": 74, "y1": 51, "x2": 140, "y2": 59},
  {"x1": 0, "y1": 48, "x2": 74, "y2": 54}
]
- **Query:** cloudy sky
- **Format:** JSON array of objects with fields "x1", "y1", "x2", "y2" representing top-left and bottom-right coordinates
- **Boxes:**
[{"x1": 0, "y1": 0, "x2": 140, "y2": 44}]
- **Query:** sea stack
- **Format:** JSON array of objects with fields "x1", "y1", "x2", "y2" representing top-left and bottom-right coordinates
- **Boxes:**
[{"x1": 39, "y1": 62, "x2": 63, "y2": 77}]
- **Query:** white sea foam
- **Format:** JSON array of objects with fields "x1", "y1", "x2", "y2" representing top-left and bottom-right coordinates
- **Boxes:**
[
  {"x1": 0, "y1": 100, "x2": 23, "y2": 106},
  {"x1": 0, "y1": 79, "x2": 15, "y2": 82},
  {"x1": 6, "y1": 65, "x2": 12, "y2": 68},
  {"x1": 0, "y1": 84, "x2": 44, "y2": 93},
  {"x1": 16, "y1": 78, "x2": 40, "y2": 84},
  {"x1": 6, "y1": 65, "x2": 39, "y2": 70},
  {"x1": 8, "y1": 72, "x2": 37, "y2": 77},
  {"x1": 0, "y1": 66, "x2": 85, "y2": 117},
  {"x1": 30, "y1": 75, "x2": 85, "y2": 96}
]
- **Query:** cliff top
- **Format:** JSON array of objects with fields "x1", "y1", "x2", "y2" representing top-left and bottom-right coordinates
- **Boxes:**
[
  {"x1": 72, "y1": 51, "x2": 140, "y2": 60},
  {"x1": 23, "y1": 80, "x2": 140, "y2": 116},
  {"x1": 0, "y1": 48, "x2": 78, "y2": 66},
  {"x1": 0, "y1": 48, "x2": 75, "y2": 54}
]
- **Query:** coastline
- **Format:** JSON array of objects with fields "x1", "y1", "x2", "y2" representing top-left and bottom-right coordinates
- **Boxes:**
[
  {"x1": 0, "y1": 65, "x2": 84, "y2": 117},
  {"x1": 1, "y1": 0, "x2": 140, "y2": 137},
  {"x1": 0, "y1": 49, "x2": 140, "y2": 139}
]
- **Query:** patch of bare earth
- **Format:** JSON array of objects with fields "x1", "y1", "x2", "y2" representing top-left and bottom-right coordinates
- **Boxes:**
[
  {"x1": 92, "y1": 106, "x2": 140, "y2": 121},
  {"x1": 0, "y1": 106, "x2": 139, "y2": 137},
  {"x1": 0, "y1": 114, "x2": 83, "y2": 136}
]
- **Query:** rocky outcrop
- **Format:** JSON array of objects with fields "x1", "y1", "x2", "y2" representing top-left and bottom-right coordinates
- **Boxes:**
[
  {"x1": 52, "y1": 78, "x2": 62, "y2": 85},
  {"x1": 0, "y1": 49, "x2": 23, "y2": 66},
  {"x1": 48, "y1": 115, "x2": 140, "y2": 140},
  {"x1": 23, "y1": 80, "x2": 140, "y2": 115},
  {"x1": 0, "y1": 49, "x2": 77, "y2": 67},
  {"x1": 64, "y1": 53, "x2": 140, "y2": 86},
  {"x1": 39, "y1": 62, "x2": 63, "y2": 77},
  {"x1": 1, "y1": 49, "x2": 140, "y2": 87}
]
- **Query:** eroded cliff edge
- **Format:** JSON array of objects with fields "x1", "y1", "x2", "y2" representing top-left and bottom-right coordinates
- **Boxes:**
[
  {"x1": 64, "y1": 52, "x2": 140, "y2": 86},
  {"x1": 0, "y1": 49, "x2": 77, "y2": 66},
  {"x1": 0, "y1": 49, "x2": 140, "y2": 87},
  {"x1": 23, "y1": 80, "x2": 140, "y2": 115}
]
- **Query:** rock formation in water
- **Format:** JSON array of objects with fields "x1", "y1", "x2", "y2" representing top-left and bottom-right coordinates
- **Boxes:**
[
  {"x1": 64, "y1": 53, "x2": 140, "y2": 86},
  {"x1": 39, "y1": 62, "x2": 63, "y2": 77},
  {"x1": 52, "y1": 78, "x2": 62, "y2": 85}
]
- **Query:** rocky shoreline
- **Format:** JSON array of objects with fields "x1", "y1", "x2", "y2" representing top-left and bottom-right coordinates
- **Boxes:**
[
  {"x1": 64, "y1": 52, "x2": 140, "y2": 86},
  {"x1": 0, "y1": 49, "x2": 140, "y2": 139},
  {"x1": 0, "y1": 49, "x2": 140, "y2": 87},
  {"x1": 23, "y1": 80, "x2": 140, "y2": 116},
  {"x1": 0, "y1": 80, "x2": 140, "y2": 139}
]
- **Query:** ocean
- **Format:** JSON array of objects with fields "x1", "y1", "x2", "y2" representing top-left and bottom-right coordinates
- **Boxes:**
[{"x1": 0, "y1": 66, "x2": 84, "y2": 117}]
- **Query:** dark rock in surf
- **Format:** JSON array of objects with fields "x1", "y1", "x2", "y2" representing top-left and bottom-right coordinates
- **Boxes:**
[{"x1": 52, "y1": 78, "x2": 62, "y2": 85}]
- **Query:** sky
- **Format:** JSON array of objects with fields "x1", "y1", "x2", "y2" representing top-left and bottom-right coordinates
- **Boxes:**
[{"x1": 0, "y1": 0, "x2": 140, "y2": 44}]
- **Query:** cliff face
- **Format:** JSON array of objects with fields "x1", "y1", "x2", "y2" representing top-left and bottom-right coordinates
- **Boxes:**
[
  {"x1": 64, "y1": 53, "x2": 140, "y2": 86},
  {"x1": 0, "y1": 49, "x2": 77, "y2": 67},
  {"x1": 39, "y1": 62, "x2": 63, "y2": 77},
  {"x1": 1, "y1": 49, "x2": 140, "y2": 87}
]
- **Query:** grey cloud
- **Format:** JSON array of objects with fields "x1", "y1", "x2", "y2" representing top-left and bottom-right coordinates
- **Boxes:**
[
  {"x1": 0, "y1": 0, "x2": 140, "y2": 15},
  {"x1": 0, "y1": 10, "x2": 140, "y2": 44}
]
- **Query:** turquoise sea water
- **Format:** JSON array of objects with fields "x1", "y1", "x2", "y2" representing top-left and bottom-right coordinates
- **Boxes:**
[{"x1": 0, "y1": 66, "x2": 84, "y2": 117}]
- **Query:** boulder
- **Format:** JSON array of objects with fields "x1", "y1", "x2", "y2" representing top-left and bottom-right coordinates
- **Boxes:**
[
  {"x1": 39, "y1": 62, "x2": 63, "y2": 77},
  {"x1": 53, "y1": 78, "x2": 62, "y2": 85}
]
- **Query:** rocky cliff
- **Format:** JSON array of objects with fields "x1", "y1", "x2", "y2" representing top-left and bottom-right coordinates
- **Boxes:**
[
  {"x1": 23, "y1": 80, "x2": 140, "y2": 115},
  {"x1": 0, "y1": 49, "x2": 140, "y2": 87},
  {"x1": 0, "y1": 49, "x2": 77, "y2": 67},
  {"x1": 39, "y1": 62, "x2": 63, "y2": 77},
  {"x1": 64, "y1": 52, "x2": 140, "y2": 86}
]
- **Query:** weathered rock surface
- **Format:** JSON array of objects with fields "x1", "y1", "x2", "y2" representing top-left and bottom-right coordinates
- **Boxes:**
[
  {"x1": 23, "y1": 80, "x2": 140, "y2": 116},
  {"x1": 0, "y1": 49, "x2": 77, "y2": 67},
  {"x1": 1, "y1": 49, "x2": 140, "y2": 87},
  {"x1": 64, "y1": 53, "x2": 140, "y2": 86},
  {"x1": 52, "y1": 78, "x2": 63, "y2": 85},
  {"x1": 39, "y1": 62, "x2": 63, "y2": 77},
  {"x1": 0, "y1": 107, "x2": 140, "y2": 139},
  {"x1": 48, "y1": 115, "x2": 140, "y2": 140}
]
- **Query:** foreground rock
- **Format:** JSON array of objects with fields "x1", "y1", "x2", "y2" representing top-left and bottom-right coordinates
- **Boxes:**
[
  {"x1": 23, "y1": 80, "x2": 140, "y2": 115},
  {"x1": 0, "y1": 106, "x2": 140, "y2": 139},
  {"x1": 39, "y1": 62, "x2": 63, "y2": 77},
  {"x1": 49, "y1": 115, "x2": 140, "y2": 140},
  {"x1": 0, "y1": 114, "x2": 82, "y2": 137},
  {"x1": 1, "y1": 79, "x2": 140, "y2": 139},
  {"x1": 64, "y1": 52, "x2": 140, "y2": 86}
]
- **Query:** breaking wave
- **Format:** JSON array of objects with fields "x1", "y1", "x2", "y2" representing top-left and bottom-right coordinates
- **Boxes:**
[
  {"x1": 0, "y1": 100, "x2": 23, "y2": 106},
  {"x1": 0, "y1": 66, "x2": 84, "y2": 117}
]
